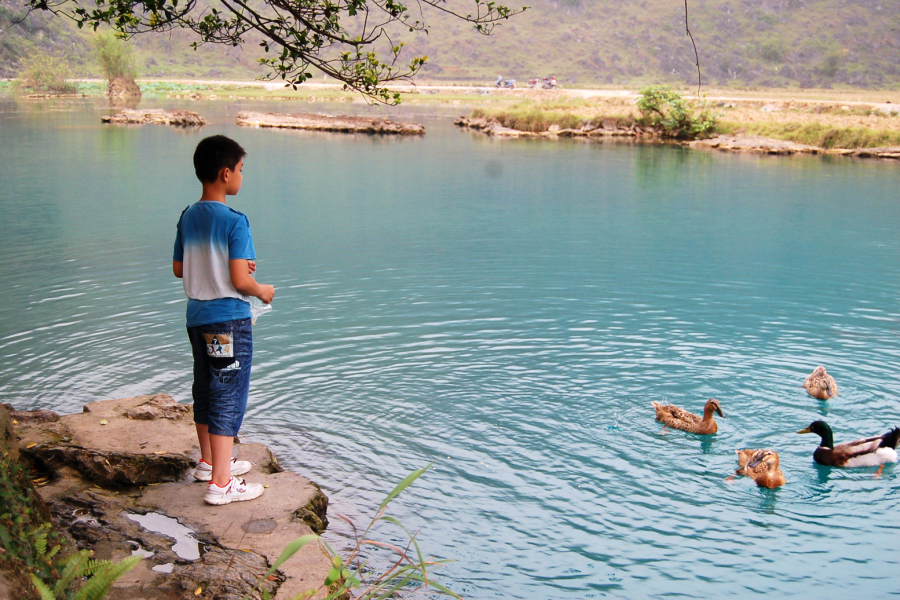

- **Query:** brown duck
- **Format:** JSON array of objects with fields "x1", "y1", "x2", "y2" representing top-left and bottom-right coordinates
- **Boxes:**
[
  {"x1": 734, "y1": 449, "x2": 786, "y2": 488},
  {"x1": 804, "y1": 366, "x2": 838, "y2": 400},
  {"x1": 651, "y1": 399, "x2": 725, "y2": 434}
]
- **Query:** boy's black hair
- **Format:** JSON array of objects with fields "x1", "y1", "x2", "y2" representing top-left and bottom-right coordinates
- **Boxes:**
[{"x1": 193, "y1": 135, "x2": 247, "y2": 183}]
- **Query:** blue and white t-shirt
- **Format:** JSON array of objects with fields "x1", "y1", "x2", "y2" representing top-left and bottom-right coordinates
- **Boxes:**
[{"x1": 173, "y1": 201, "x2": 256, "y2": 327}]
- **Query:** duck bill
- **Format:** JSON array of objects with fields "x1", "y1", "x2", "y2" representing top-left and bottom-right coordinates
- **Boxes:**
[
  {"x1": 797, "y1": 426, "x2": 812, "y2": 434},
  {"x1": 716, "y1": 407, "x2": 726, "y2": 418}
]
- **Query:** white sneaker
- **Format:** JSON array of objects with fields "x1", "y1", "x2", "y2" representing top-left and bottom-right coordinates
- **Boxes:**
[
  {"x1": 203, "y1": 477, "x2": 264, "y2": 505},
  {"x1": 193, "y1": 457, "x2": 252, "y2": 482}
]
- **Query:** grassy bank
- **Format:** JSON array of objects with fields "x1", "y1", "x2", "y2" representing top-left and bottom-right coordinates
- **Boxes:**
[
  {"x1": 717, "y1": 121, "x2": 900, "y2": 149},
  {"x1": 470, "y1": 100, "x2": 636, "y2": 132}
]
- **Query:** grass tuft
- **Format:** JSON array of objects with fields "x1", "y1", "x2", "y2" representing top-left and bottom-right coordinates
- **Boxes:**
[{"x1": 472, "y1": 101, "x2": 636, "y2": 132}]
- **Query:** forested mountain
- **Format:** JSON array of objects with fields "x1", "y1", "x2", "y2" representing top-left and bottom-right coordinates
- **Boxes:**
[{"x1": 2, "y1": 0, "x2": 898, "y2": 88}]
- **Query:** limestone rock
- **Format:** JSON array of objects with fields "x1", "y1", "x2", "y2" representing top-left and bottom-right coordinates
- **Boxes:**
[
  {"x1": 687, "y1": 135, "x2": 822, "y2": 155},
  {"x1": 236, "y1": 111, "x2": 425, "y2": 135},
  {"x1": 101, "y1": 109, "x2": 206, "y2": 127},
  {"x1": 688, "y1": 136, "x2": 900, "y2": 160},
  {"x1": 107, "y1": 77, "x2": 142, "y2": 98},
  {"x1": 455, "y1": 115, "x2": 639, "y2": 139},
  {"x1": 106, "y1": 77, "x2": 142, "y2": 109},
  {"x1": 292, "y1": 482, "x2": 329, "y2": 534},
  {"x1": 49, "y1": 490, "x2": 280, "y2": 600},
  {"x1": 14, "y1": 396, "x2": 333, "y2": 599},
  {"x1": 2, "y1": 403, "x2": 60, "y2": 425},
  {"x1": 17, "y1": 395, "x2": 198, "y2": 487},
  {"x1": 848, "y1": 146, "x2": 900, "y2": 159},
  {"x1": 123, "y1": 394, "x2": 192, "y2": 421},
  {"x1": 138, "y1": 442, "x2": 332, "y2": 600}
]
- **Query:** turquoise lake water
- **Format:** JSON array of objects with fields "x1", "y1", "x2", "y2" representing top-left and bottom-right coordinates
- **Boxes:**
[{"x1": 1, "y1": 96, "x2": 899, "y2": 599}]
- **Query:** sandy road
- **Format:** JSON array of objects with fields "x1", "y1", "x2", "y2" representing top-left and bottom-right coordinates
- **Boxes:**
[{"x1": 65, "y1": 77, "x2": 896, "y2": 114}]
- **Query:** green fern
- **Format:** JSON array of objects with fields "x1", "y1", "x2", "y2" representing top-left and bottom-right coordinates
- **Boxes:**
[
  {"x1": 31, "y1": 574, "x2": 57, "y2": 600},
  {"x1": 52, "y1": 550, "x2": 92, "y2": 597},
  {"x1": 74, "y1": 555, "x2": 141, "y2": 600},
  {"x1": 0, "y1": 448, "x2": 139, "y2": 600}
]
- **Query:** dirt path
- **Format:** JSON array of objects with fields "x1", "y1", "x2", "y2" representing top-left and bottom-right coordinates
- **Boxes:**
[{"x1": 112, "y1": 77, "x2": 900, "y2": 108}]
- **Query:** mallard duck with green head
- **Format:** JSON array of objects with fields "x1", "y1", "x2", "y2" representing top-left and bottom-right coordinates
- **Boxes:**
[
  {"x1": 797, "y1": 420, "x2": 900, "y2": 467},
  {"x1": 651, "y1": 399, "x2": 725, "y2": 435}
]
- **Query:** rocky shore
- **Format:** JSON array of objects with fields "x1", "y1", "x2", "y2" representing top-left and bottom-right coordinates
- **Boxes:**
[
  {"x1": 688, "y1": 135, "x2": 900, "y2": 159},
  {"x1": 455, "y1": 116, "x2": 900, "y2": 160},
  {"x1": 454, "y1": 115, "x2": 645, "y2": 138},
  {"x1": 236, "y1": 111, "x2": 425, "y2": 135},
  {"x1": 1, "y1": 395, "x2": 332, "y2": 600}
]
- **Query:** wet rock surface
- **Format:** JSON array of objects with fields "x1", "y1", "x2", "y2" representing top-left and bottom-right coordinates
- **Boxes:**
[
  {"x1": 101, "y1": 109, "x2": 206, "y2": 126},
  {"x1": 9, "y1": 396, "x2": 332, "y2": 599},
  {"x1": 236, "y1": 111, "x2": 425, "y2": 135}
]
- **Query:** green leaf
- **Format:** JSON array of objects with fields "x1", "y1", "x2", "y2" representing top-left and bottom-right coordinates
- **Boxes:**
[
  {"x1": 30, "y1": 575, "x2": 55, "y2": 600},
  {"x1": 378, "y1": 462, "x2": 433, "y2": 511},
  {"x1": 324, "y1": 566, "x2": 340, "y2": 585},
  {"x1": 75, "y1": 555, "x2": 141, "y2": 600},
  {"x1": 54, "y1": 549, "x2": 91, "y2": 595}
]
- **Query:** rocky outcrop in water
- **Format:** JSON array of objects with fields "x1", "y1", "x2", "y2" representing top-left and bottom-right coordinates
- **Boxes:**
[
  {"x1": 101, "y1": 109, "x2": 206, "y2": 126},
  {"x1": 687, "y1": 135, "x2": 900, "y2": 159},
  {"x1": 454, "y1": 115, "x2": 644, "y2": 138},
  {"x1": 686, "y1": 135, "x2": 824, "y2": 155},
  {"x1": 236, "y1": 111, "x2": 425, "y2": 135},
  {"x1": 106, "y1": 78, "x2": 142, "y2": 108},
  {"x1": 5, "y1": 395, "x2": 332, "y2": 599}
]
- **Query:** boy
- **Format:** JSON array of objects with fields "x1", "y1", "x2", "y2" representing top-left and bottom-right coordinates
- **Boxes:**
[{"x1": 173, "y1": 135, "x2": 275, "y2": 505}]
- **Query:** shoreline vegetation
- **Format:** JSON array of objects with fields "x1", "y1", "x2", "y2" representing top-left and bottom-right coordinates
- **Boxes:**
[{"x1": 3, "y1": 77, "x2": 900, "y2": 154}]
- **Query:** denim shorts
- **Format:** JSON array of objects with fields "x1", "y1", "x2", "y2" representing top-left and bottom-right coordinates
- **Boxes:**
[{"x1": 187, "y1": 318, "x2": 253, "y2": 437}]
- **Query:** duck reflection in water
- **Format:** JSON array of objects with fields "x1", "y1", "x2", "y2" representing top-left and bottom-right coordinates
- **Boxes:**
[{"x1": 755, "y1": 488, "x2": 779, "y2": 514}]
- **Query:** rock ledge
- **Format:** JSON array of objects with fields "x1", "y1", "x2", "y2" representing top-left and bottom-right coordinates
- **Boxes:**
[
  {"x1": 236, "y1": 111, "x2": 425, "y2": 135},
  {"x1": 101, "y1": 109, "x2": 206, "y2": 126},
  {"x1": 7, "y1": 396, "x2": 332, "y2": 600}
]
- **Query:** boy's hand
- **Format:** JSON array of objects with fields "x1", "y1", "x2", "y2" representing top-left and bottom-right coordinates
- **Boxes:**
[
  {"x1": 258, "y1": 285, "x2": 275, "y2": 304},
  {"x1": 230, "y1": 259, "x2": 274, "y2": 303}
]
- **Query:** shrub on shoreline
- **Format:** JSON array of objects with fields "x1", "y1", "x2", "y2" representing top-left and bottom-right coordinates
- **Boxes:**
[
  {"x1": 636, "y1": 85, "x2": 718, "y2": 139},
  {"x1": 93, "y1": 31, "x2": 138, "y2": 81},
  {"x1": 15, "y1": 52, "x2": 78, "y2": 94}
]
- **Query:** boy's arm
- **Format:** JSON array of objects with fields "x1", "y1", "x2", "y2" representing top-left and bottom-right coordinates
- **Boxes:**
[
  {"x1": 173, "y1": 261, "x2": 183, "y2": 279},
  {"x1": 230, "y1": 259, "x2": 275, "y2": 303}
]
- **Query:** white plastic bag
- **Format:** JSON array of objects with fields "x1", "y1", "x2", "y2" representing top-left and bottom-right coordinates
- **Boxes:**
[{"x1": 250, "y1": 296, "x2": 272, "y2": 325}]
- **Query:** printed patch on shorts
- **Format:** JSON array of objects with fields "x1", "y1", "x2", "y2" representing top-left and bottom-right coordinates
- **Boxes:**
[{"x1": 204, "y1": 333, "x2": 233, "y2": 358}]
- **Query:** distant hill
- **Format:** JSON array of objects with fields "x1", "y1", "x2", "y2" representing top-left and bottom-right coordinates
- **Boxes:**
[
  {"x1": 2, "y1": 0, "x2": 899, "y2": 88},
  {"x1": 0, "y1": 0, "x2": 264, "y2": 79}
]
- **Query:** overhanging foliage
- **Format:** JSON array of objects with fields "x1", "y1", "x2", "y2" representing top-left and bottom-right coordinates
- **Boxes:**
[{"x1": 22, "y1": 0, "x2": 525, "y2": 102}]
